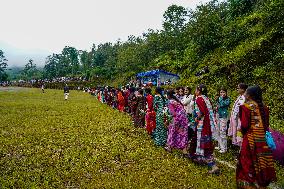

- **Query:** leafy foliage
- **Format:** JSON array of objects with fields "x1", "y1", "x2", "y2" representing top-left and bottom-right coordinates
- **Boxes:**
[
  {"x1": 0, "y1": 50, "x2": 8, "y2": 82},
  {"x1": 21, "y1": 59, "x2": 42, "y2": 80},
  {"x1": 40, "y1": 0, "x2": 284, "y2": 129}
]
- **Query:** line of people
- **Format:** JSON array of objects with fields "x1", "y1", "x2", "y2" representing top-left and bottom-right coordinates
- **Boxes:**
[{"x1": 91, "y1": 83, "x2": 277, "y2": 188}]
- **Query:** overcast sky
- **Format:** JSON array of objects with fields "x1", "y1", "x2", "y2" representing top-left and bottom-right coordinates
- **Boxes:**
[{"x1": 0, "y1": 0, "x2": 210, "y2": 67}]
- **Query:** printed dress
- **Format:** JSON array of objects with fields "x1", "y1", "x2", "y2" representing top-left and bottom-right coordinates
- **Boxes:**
[
  {"x1": 236, "y1": 101, "x2": 276, "y2": 188},
  {"x1": 134, "y1": 95, "x2": 146, "y2": 127},
  {"x1": 189, "y1": 95, "x2": 216, "y2": 163},
  {"x1": 228, "y1": 95, "x2": 245, "y2": 146},
  {"x1": 117, "y1": 91, "x2": 125, "y2": 112},
  {"x1": 145, "y1": 94, "x2": 156, "y2": 135},
  {"x1": 152, "y1": 95, "x2": 168, "y2": 146},
  {"x1": 128, "y1": 92, "x2": 137, "y2": 121},
  {"x1": 166, "y1": 99, "x2": 189, "y2": 150}
]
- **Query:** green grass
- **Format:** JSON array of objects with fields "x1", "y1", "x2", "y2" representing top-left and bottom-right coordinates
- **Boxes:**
[{"x1": 0, "y1": 87, "x2": 282, "y2": 188}]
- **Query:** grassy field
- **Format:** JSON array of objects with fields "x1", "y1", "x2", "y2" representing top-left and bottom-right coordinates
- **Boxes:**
[{"x1": 0, "y1": 87, "x2": 283, "y2": 188}]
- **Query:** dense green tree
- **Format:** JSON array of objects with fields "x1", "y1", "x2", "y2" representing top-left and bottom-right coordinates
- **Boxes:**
[
  {"x1": 0, "y1": 50, "x2": 8, "y2": 82},
  {"x1": 41, "y1": 0, "x2": 284, "y2": 123},
  {"x1": 21, "y1": 59, "x2": 41, "y2": 80}
]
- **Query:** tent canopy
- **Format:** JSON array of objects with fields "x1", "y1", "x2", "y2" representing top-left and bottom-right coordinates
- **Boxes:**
[
  {"x1": 136, "y1": 69, "x2": 179, "y2": 78},
  {"x1": 136, "y1": 69, "x2": 180, "y2": 86}
]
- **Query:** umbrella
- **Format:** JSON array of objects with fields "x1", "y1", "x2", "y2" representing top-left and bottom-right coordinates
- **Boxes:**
[{"x1": 270, "y1": 128, "x2": 284, "y2": 166}]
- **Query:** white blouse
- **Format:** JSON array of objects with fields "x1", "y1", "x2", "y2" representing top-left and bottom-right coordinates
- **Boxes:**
[
  {"x1": 231, "y1": 95, "x2": 245, "y2": 119},
  {"x1": 181, "y1": 94, "x2": 194, "y2": 114}
]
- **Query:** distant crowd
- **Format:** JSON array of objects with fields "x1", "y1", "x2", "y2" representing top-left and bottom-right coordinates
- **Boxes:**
[{"x1": 90, "y1": 83, "x2": 277, "y2": 188}]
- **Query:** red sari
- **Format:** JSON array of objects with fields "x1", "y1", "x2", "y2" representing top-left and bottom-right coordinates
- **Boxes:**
[
  {"x1": 189, "y1": 95, "x2": 214, "y2": 159},
  {"x1": 117, "y1": 91, "x2": 125, "y2": 112},
  {"x1": 145, "y1": 94, "x2": 156, "y2": 135},
  {"x1": 236, "y1": 101, "x2": 276, "y2": 188}
]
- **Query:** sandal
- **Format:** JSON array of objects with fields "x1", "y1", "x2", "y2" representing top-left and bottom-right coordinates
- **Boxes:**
[
  {"x1": 164, "y1": 146, "x2": 172, "y2": 153},
  {"x1": 208, "y1": 166, "x2": 220, "y2": 175}
]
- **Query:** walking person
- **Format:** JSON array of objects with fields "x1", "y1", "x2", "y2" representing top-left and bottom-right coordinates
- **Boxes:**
[
  {"x1": 215, "y1": 87, "x2": 231, "y2": 153},
  {"x1": 228, "y1": 83, "x2": 248, "y2": 146},
  {"x1": 41, "y1": 83, "x2": 45, "y2": 93},
  {"x1": 64, "y1": 84, "x2": 69, "y2": 100},
  {"x1": 236, "y1": 85, "x2": 276, "y2": 188},
  {"x1": 189, "y1": 84, "x2": 219, "y2": 174}
]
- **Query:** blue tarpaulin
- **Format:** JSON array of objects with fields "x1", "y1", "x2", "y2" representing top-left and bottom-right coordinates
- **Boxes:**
[{"x1": 136, "y1": 69, "x2": 180, "y2": 86}]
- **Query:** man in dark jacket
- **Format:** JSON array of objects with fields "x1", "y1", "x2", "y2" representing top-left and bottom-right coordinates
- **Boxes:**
[{"x1": 64, "y1": 84, "x2": 69, "y2": 100}]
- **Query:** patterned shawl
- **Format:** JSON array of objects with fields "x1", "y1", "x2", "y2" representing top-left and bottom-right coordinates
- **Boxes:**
[{"x1": 244, "y1": 101, "x2": 276, "y2": 186}]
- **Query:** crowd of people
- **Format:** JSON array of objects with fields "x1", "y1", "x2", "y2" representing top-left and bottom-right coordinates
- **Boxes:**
[{"x1": 91, "y1": 83, "x2": 277, "y2": 188}]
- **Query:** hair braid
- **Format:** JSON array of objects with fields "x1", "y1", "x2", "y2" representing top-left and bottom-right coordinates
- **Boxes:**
[{"x1": 256, "y1": 98, "x2": 267, "y2": 128}]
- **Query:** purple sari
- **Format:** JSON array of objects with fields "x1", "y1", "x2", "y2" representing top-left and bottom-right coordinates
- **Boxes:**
[{"x1": 167, "y1": 99, "x2": 189, "y2": 149}]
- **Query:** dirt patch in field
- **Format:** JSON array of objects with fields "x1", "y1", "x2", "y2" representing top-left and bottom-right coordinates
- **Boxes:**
[{"x1": 0, "y1": 87, "x2": 29, "y2": 92}]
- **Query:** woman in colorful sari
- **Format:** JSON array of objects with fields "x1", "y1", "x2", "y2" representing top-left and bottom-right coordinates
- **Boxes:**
[
  {"x1": 236, "y1": 85, "x2": 276, "y2": 188},
  {"x1": 97, "y1": 89, "x2": 101, "y2": 101},
  {"x1": 106, "y1": 88, "x2": 113, "y2": 107},
  {"x1": 189, "y1": 84, "x2": 219, "y2": 174},
  {"x1": 145, "y1": 88, "x2": 156, "y2": 135},
  {"x1": 117, "y1": 89, "x2": 125, "y2": 112},
  {"x1": 164, "y1": 90, "x2": 189, "y2": 155},
  {"x1": 128, "y1": 87, "x2": 137, "y2": 122},
  {"x1": 100, "y1": 89, "x2": 105, "y2": 103},
  {"x1": 134, "y1": 89, "x2": 146, "y2": 127},
  {"x1": 152, "y1": 87, "x2": 168, "y2": 146},
  {"x1": 181, "y1": 86, "x2": 195, "y2": 140},
  {"x1": 228, "y1": 83, "x2": 248, "y2": 146}
]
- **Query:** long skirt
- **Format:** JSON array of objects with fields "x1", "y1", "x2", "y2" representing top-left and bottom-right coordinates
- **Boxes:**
[
  {"x1": 228, "y1": 115, "x2": 243, "y2": 146},
  {"x1": 152, "y1": 113, "x2": 168, "y2": 146},
  {"x1": 145, "y1": 110, "x2": 156, "y2": 135},
  {"x1": 167, "y1": 119, "x2": 188, "y2": 150}
]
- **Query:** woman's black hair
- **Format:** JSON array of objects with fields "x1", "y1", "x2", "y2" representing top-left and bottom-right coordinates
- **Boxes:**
[
  {"x1": 130, "y1": 87, "x2": 136, "y2": 93},
  {"x1": 156, "y1": 87, "x2": 165, "y2": 103},
  {"x1": 138, "y1": 89, "x2": 144, "y2": 95},
  {"x1": 196, "y1": 84, "x2": 208, "y2": 96},
  {"x1": 246, "y1": 85, "x2": 266, "y2": 126},
  {"x1": 167, "y1": 90, "x2": 182, "y2": 105},
  {"x1": 145, "y1": 88, "x2": 152, "y2": 95},
  {"x1": 238, "y1": 83, "x2": 248, "y2": 90},
  {"x1": 184, "y1": 86, "x2": 192, "y2": 94},
  {"x1": 219, "y1": 86, "x2": 228, "y2": 99}
]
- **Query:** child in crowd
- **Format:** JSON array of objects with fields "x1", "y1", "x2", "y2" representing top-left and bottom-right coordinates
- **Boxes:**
[{"x1": 215, "y1": 87, "x2": 231, "y2": 153}]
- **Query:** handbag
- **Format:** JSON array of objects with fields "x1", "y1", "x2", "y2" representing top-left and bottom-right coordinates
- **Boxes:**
[{"x1": 266, "y1": 131, "x2": 276, "y2": 150}]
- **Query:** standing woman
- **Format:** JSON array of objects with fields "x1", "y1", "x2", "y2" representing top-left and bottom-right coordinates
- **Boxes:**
[
  {"x1": 164, "y1": 90, "x2": 189, "y2": 155},
  {"x1": 117, "y1": 89, "x2": 125, "y2": 112},
  {"x1": 152, "y1": 87, "x2": 168, "y2": 146},
  {"x1": 128, "y1": 87, "x2": 137, "y2": 122},
  {"x1": 189, "y1": 84, "x2": 219, "y2": 174},
  {"x1": 228, "y1": 83, "x2": 248, "y2": 146},
  {"x1": 215, "y1": 87, "x2": 231, "y2": 153},
  {"x1": 145, "y1": 88, "x2": 156, "y2": 135},
  {"x1": 181, "y1": 86, "x2": 194, "y2": 139},
  {"x1": 236, "y1": 86, "x2": 276, "y2": 188},
  {"x1": 134, "y1": 89, "x2": 146, "y2": 127}
]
